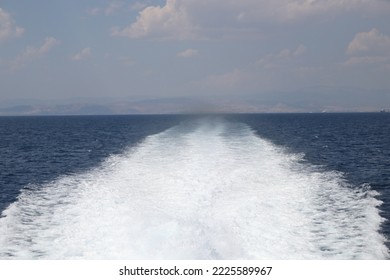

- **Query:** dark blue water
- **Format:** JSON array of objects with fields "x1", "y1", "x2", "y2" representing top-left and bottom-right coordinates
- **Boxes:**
[
  {"x1": 0, "y1": 113, "x2": 389, "y2": 259},
  {"x1": 0, "y1": 115, "x2": 180, "y2": 213}
]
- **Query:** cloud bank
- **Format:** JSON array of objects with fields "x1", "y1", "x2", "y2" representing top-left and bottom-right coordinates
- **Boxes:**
[
  {"x1": 347, "y1": 28, "x2": 390, "y2": 56},
  {"x1": 113, "y1": 0, "x2": 390, "y2": 40},
  {"x1": 346, "y1": 28, "x2": 390, "y2": 66}
]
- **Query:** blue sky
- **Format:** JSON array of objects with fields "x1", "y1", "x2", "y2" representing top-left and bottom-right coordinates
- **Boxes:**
[{"x1": 1, "y1": 0, "x2": 390, "y2": 112}]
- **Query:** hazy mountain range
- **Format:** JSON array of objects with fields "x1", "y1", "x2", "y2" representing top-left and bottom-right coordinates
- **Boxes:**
[{"x1": 1, "y1": 87, "x2": 389, "y2": 116}]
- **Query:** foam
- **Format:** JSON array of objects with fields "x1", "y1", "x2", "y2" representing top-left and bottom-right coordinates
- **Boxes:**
[{"x1": 0, "y1": 119, "x2": 388, "y2": 259}]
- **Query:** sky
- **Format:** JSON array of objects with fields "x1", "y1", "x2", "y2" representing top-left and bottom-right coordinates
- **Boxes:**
[{"x1": 1, "y1": 0, "x2": 390, "y2": 112}]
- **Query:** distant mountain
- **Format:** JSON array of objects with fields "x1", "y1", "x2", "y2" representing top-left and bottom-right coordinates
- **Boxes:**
[
  {"x1": 0, "y1": 104, "x2": 116, "y2": 116},
  {"x1": 0, "y1": 98, "x2": 205, "y2": 116},
  {"x1": 0, "y1": 94, "x2": 388, "y2": 116}
]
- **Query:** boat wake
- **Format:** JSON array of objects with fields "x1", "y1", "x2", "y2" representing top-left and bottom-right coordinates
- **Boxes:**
[{"x1": 0, "y1": 119, "x2": 388, "y2": 259}]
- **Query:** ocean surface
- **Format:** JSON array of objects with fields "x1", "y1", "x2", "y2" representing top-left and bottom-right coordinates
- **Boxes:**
[{"x1": 0, "y1": 113, "x2": 389, "y2": 259}]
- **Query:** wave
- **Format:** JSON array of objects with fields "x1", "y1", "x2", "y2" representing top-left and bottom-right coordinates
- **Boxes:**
[{"x1": 0, "y1": 119, "x2": 388, "y2": 259}]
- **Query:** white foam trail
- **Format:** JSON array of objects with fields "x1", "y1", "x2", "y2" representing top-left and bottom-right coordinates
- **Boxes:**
[{"x1": 0, "y1": 119, "x2": 388, "y2": 259}]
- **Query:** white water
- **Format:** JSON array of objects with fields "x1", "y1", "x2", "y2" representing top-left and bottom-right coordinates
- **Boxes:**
[{"x1": 0, "y1": 120, "x2": 388, "y2": 259}]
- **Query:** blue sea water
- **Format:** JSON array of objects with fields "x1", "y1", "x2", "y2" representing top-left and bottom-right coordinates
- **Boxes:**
[{"x1": 0, "y1": 113, "x2": 389, "y2": 259}]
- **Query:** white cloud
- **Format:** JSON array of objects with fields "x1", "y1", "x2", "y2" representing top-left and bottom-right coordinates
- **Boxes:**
[
  {"x1": 231, "y1": 0, "x2": 390, "y2": 23},
  {"x1": 11, "y1": 37, "x2": 59, "y2": 70},
  {"x1": 105, "y1": 1, "x2": 124, "y2": 15},
  {"x1": 70, "y1": 47, "x2": 91, "y2": 61},
  {"x1": 347, "y1": 28, "x2": 390, "y2": 56},
  {"x1": 38, "y1": 37, "x2": 58, "y2": 54},
  {"x1": 176, "y1": 48, "x2": 198, "y2": 58},
  {"x1": 87, "y1": 1, "x2": 124, "y2": 16},
  {"x1": 257, "y1": 45, "x2": 307, "y2": 69},
  {"x1": 112, "y1": 0, "x2": 390, "y2": 40},
  {"x1": 111, "y1": 0, "x2": 199, "y2": 40},
  {"x1": 345, "y1": 29, "x2": 390, "y2": 67},
  {"x1": 0, "y1": 8, "x2": 24, "y2": 41}
]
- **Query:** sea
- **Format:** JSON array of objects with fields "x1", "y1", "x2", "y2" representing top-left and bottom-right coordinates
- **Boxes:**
[{"x1": 0, "y1": 113, "x2": 389, "y2": 259}]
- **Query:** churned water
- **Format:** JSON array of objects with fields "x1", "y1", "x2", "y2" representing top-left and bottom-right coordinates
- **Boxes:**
[{"x1": 0, "y1": 114, "x2": 389, "y2": 259}]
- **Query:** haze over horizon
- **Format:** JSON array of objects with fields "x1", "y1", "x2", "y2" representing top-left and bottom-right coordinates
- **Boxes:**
[{"x1": 1, "y1": 0, "x2": 390, "y2": 114}]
